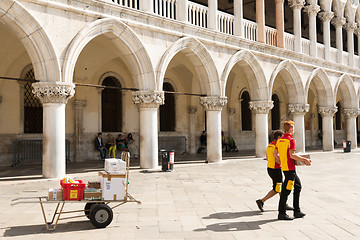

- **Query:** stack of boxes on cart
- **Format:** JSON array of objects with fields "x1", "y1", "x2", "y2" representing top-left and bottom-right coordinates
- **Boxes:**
[{"x1": 48, "y1": 158, "x2": 127, "y2": 201}]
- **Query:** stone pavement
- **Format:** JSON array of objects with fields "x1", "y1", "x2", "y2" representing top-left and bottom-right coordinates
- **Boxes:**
[{"x1": 1, "y1": 150, "x2": 360, "y2": 240}]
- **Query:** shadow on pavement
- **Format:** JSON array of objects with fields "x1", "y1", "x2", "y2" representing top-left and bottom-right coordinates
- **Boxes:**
[
  {"x1": 194, "y1": 219, "x2": 278, "y2": 232},
  {"x1": 203, "y1": 210, "x2": 265, "y2": 220}
]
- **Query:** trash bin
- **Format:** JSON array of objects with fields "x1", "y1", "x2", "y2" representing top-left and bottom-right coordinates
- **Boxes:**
[
  {"x1": 160, "y1": 150, "x2": 174, "y2": 171},
  {"x1": 343, "y1": 140, "x2": 351, "y2": 152}
]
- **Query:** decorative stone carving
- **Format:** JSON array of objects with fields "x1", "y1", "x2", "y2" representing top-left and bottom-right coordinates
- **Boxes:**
[
  {"x1": 331, "y1": 17, "x2": 346, "y2": 27},
  {"x1": 200, "y1": 96, "x2": 227, "y2": 111},
  {"x1": 344, "y1": 22, "x2": 357, "y2": 32},
  {"x1": 188, "y1": 106, "x2": 197, "y2": 114},
  {"x1": 318, "y1": 11, "x2": 334, "y2": 22},
  {"x1": 343, "y1": 108, "x2": 360, "y2": 118},
  {"x1": 72, "y1": 100, "x2": 87, "y2": 110},
  {"x1": 228, "y1": 108, "x2": 236, "y2": 115},
  {"x1": 288, "y1": 0, "x2": 305, "y2": 9},
  {"x1": 288, "y1": 104, "x2": 309, "y2": 115},
  {"x1": 32, "y1": 82, "x2": 75, "y2": 104},
  {"x1": 249, "y1": 101, "x2": 274, "y2": 114},
  {"x1": 132, "y1": 90, "x2": 164, "y2": 108},
  {"x1": 304, "y1": 4, "x2": 320, "y2": 16},
  {"x1": 318, "y1": 106, "x2": 337, "y2": 117},
  {"x1": 355, "y1": 28, "x2": 360, "y2": 36}
]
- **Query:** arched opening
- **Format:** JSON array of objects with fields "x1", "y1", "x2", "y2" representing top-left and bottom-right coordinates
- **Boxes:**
[
  {"x1": 335, "y1": 101, "x2": 342, "y2": 130},
  {"x1": 160, "y1": 82, "x2": 175, "y2": 131},
  {"x1": 241, "y1": 91, "x2": 252, "y2": 131},
  {"x1": 23, "y1": 68, "x2": 42, "y2": 133},
  {"x1": 101, "y1": 76, "x2": 122, "y2": 132},
  {"x1": 271, "y1": 94, "x2": 280, "y2": 130}
]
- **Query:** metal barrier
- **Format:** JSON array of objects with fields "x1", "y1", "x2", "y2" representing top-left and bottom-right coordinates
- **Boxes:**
[
  {"x1": 158, "y1": 136, "x2": 187, "y2": 155},
  {"x1": 12, "y1": 140, "x2": 71, "y2": 167}
]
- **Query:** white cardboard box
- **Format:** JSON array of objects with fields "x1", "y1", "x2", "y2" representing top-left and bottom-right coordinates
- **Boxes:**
[
  {"x1": 104, "y1": 158, "x2": 126, "y2": 174},
  {"x1": 98, "y1": 171, "x2": 126, "y2": 201}
]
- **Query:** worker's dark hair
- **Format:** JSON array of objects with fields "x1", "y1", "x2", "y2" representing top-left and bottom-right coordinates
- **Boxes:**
[
  {"x1": 273, "y1": 130, "x2": 284, "y2": 140},
  {"x1": 97, "y1": 132, "x2": 103, "y2": 136}
]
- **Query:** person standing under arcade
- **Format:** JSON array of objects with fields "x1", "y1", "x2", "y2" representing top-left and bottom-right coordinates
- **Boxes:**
[{"x1": 274, "y1": 121, "x2": 311, "y2": 220}]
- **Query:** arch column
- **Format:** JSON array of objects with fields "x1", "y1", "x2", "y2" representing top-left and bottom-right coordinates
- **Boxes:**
[
  {"x1": 288, "y1": 104, "x2": 309, "y2": 153},
  {"x1": 289, "y1": 0, "x2": 305, "y2": 53},
  {"x1": 331, "y1": 17, "x2": 346, "y2": 64},
  {"x1": 344, "y1": 22, "x2": 357, "y2": 67},
  {"x1": 132, "y1": 91, "x2": 164, "y2": 169},
  {"x1": 343, "y1": 108, "x2": 360, "y2": 149},
  {"x1": 32, "y1": 82, "x2": 75, "y2": 178},
  {"x1": 249, "y1": 101, "x2": 273, "y2": 158},
  {"x1": 188, "y1": 106, "x2": 197, "y2": 154},
  {"x1": 200, "y1": 96, "x2": 227, "y2": 163},
  {"x1": 304, "y1": 4, "x2": 320, "y2": 57},
  {"x1": 73, "y1": 100, "x2": 87, "y2": 162},
  {"x1": 318, "y1": 107, "x2": 337, "y2": 151},
  {"x1": 319, "y1": 11, "x2": 334, "y2": 61}
]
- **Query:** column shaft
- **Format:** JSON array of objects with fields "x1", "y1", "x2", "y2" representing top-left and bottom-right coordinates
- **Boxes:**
[
  {"x1": 319, "y1": 11, "x2": 333, "y2": 61},
  {"x1": 140, "y1": 108, "x2": 159, "y2": 168},
  {"x1": 255, "y1": 113, "x2": 269, "y2": 157},
  {"x1": 347, "y1": 28, "x2": 355, "y2": 67},
  {"x1": 322, "y1": 115, "x2": 334, "y2": 151},
  {"x1": 275, "y1": 0, "x2": 285, "y2": 48},
  {"x1": 208, "y1": 0, "x2": 218, "y2": 30},
  {"x1": 256, "y1": 0, "x2": 265, "y2": 43},
  {"x1": 176, "y1": 0, "x2": 188, "y2": 22},
  {"x1": 234, "y1": 0, "x2": 243, "y2": 37},
  {"x1": 346, "y1": 117, "x2": 357, "y2": 149},
  {"x1": 139, "y1": 0, "x2": 153, "y2": 13},
  {"x1": 188, "y1": 106, "x2": 197, "y2": 154},
  {"x1": 294, "y1": 7, "x2": 302, "y2": 52},
  {"x1": 293, "y1": 114, "x2": 305, "y2": 153},
  {"x1": 206, "y1": 110, "x2": 222, "y2": 162}
]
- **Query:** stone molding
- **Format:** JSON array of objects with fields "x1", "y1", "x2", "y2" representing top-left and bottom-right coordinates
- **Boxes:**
[
  {"x1": 342, "y1": 108, "x2": 360, "y2": 118},
  {"x1": 318, "y1": 106, "x2": 338, "y2": 117},
  {"x1": 132, "y1": 90, "x2": 164, "y2": 108},
  {"x1": 288, "y1": 104, "x2": 309, "y2": 115},
  {"x1": 318, "y1": 11, "x2": 334, "y2": 22},
  {"x1": 344, "y1": 22, "x2": 357, "y2": 32},
  {"x1": 32, "y1": 82, "x2": 75, "y2": 104},
  {"x1": 288, "y1": 0, "x2": 305, "y2": 9},
  {"x1": 72, "y1": 100, "x2": 87, "y2": 110},
  {"x1": 200, "y1": 96, "x2": 227, "y2": 111},
  {"x1": 331, "y1": 17, "x2": 346, "y2": 27},
  {"x1": 304, "y1": 4, "x2": 320, "y2": 16},
  {"x1": 187, "y1": 106, "x2": 197, "y2": 114},
  {"x1": 249, "y1": 101, "x2": 274, "y2": 114}
]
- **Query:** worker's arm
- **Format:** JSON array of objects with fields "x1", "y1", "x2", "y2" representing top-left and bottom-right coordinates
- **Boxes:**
[
  {"x1": 273, "y1": 148, "x2": 281, "y2": 164},
  {"x1": 289, "y1": 150, "x2": 311, "y2": 166}
]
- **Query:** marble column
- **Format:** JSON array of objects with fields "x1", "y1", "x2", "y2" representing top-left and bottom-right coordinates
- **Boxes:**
[
  {"x1": 208, "y1": 0, "x2": 218, "y2": 30},
  {"x1": 228, "y1": 108, "x2": 236, "y2": 137},
  {"x1": 331, "y1": 16, "x2": 346, "y2": 64},
  {"x1": 200, "y1": 96, "x2": 227, "y2": 163},
  {"x1": 132, "y1": 91, "x2": 164, "y2": 169},
  {"x1": 318, "y1": 106, "x2": 337, "y2": 151},
  {"x1": 139, "y1": 0, "x2": 153, "y2": 13},
  {"x1": 188, "y1": 106, "x2": 197, "y2": 154},
  {"x1": 304, "y1": 4, "x2": 320, "y2": 57},
  {"x1": 289, "y1": 0, "x2": 305, "y2": 53},
  {"x1": 32, "y1": 82, "x2": 75, "y2": 178},
  {"x1": 176, "y1": 0, "x2": 188, "y2": 22},
  {"x1": 256, "y1": 0, "x2": 265, "y2": 43},
  {"x1": 319, "y1": 11, "x2": 334, "y2": 61},
  {"x1": 288, "y1": 104, "x2": 309, "y2": 153},
  {"x1": 356, "y1": 28, "x2": 360, "y2": 67},
  {"x1": 72, "y1": 100, "x2": 87, "y2": 163},
  {"x1": 345, "y1": 22, "x2": 357, "y2": 67},
  {"x1": 234, "y1": 0, "x2": 243, "y2": 37},
  {"x1": 275, "y1": 0, "x2": 285, "y2": 48},
  {"x1": 249, "y1": 101, "x2": 273, "y2": 158},
  {"x1": 343, "y1": 108, "x2": 360, "y2": 149}
]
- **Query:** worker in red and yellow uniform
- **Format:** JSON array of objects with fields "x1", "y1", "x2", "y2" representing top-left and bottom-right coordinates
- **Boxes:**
[
  {"x1": 256, "y1": 130, "x2": 293, "y2": 212},
  {"x1": 274, "y1": 120, "x2": 311, "y2": 220}
]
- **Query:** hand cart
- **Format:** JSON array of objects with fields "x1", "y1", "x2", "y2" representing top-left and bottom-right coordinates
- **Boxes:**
[{"x1": 11, "y1": 152, "x2": 141, "y2": 230}]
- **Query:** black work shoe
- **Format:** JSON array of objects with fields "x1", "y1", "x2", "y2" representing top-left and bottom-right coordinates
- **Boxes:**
[
  {"x1": 256, "y1": 199, "x2": 264, "y2": 212},
  {"x1": 285, "y1": 205, "x2": 294, "y2": 211},
  {"x1": 294, "y1": 211, "x2": 306, "y2": 218},
  {"x1": 278, "y1": 213, "x2": 293, "y2": 220}
]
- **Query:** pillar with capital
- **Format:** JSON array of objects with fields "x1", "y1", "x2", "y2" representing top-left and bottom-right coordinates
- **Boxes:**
[
  {"x1": 319, "y1": 11, "x2": 334, "y2": 61},
  {"x1": 32, "y1": 82, "x2": 75, "y2": 178},
  {"x1": 344, "y1": 22, "x2": 357, "y2": 67},
  {"x1": 188, "y1": 106, "x2": 197, "y2": 154},
  {"x1": 343, "y1": 108, "x2": 360, "y2": 149},
  {"x1": 289, "y1": 0, "x2": 305, "y2": 53},
  {"x1": 249, "y1": 101, "x2": 273, "y2": 158},
  {"x1": 72, "y1": 100, "x2": 87, "y2": 162},
  {"x1": 288, "y1": 104, "x2": 309, "y2": 153},
  {"x1": 132, "y1": 90, "x2": 164, "y2": 169},
  {"x1": 318, "y1": 106, "x2": 337, "y2": 151},
  {"x1": 200, "y1": 96, "x2": 227, "y2": 163},
  {"x1": 304, "y1": 4, "x2": 320, "y2": 57},
  {"x1": 331, "y1": 16, "x2": 346, "y2": 64}
]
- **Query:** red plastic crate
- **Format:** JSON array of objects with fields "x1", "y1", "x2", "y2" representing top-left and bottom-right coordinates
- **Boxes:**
[{"x1": 60, "y1": 180, "x2": 86, "y2": 201}]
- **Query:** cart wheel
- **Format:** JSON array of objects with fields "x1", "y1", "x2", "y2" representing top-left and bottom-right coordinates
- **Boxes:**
[
  {"x1": 84, "y1": 203, "x2": 95, "y2": 219},
  {"x1": 89, "y1": 204, "x2": 113, "y2": 228}
]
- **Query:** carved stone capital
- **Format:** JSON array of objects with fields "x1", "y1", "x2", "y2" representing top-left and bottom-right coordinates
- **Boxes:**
[
  {"x1": 331, "y1": 17, "x2": 346, "y2": 28},
  {"x1": 132, "y1": 90, "x2": 164, "y2": 108},
  {"x1": 355, "y1": 27, "x2": 360, "y2": 36},
  {"x1": 344, "y1": 22, "x2": 357, "y2": 32},
  {"x1": 288, "y1": 104, "x2": 309, "y2": 115},
  {"x1": 32, "y1": 82, "x2": 75, "y2": 104},
  {"x1": 304, "y1": 4, "x2": 320, "y2": 16},
  {"x1": 249, "y1": 101, "x2": 274, "y2": 114},
  {"x1": 343, "y1": 108, "x2": 360, "y2": 118},
  {"x1": 318, "y1": 106, "x2": 337, "y2": 117},
  {"x1": 200, "y1": 96, "x2": 227, "y2": 111},
  {"x1": 288, "y1": 0, "x2": 305, "y2": 9},
  {"x1": 318, "y1": 11, "x2": 334, "y2": 22},
  {"x1": 228, "y1": 108, "x2": 236, "y2": 115},
  {"x1": 188, "y1": 106, "x2": 197, "y2": 114},
  {"x1": 72, "y1": 100, "x2": 87, "y2": 110}
]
